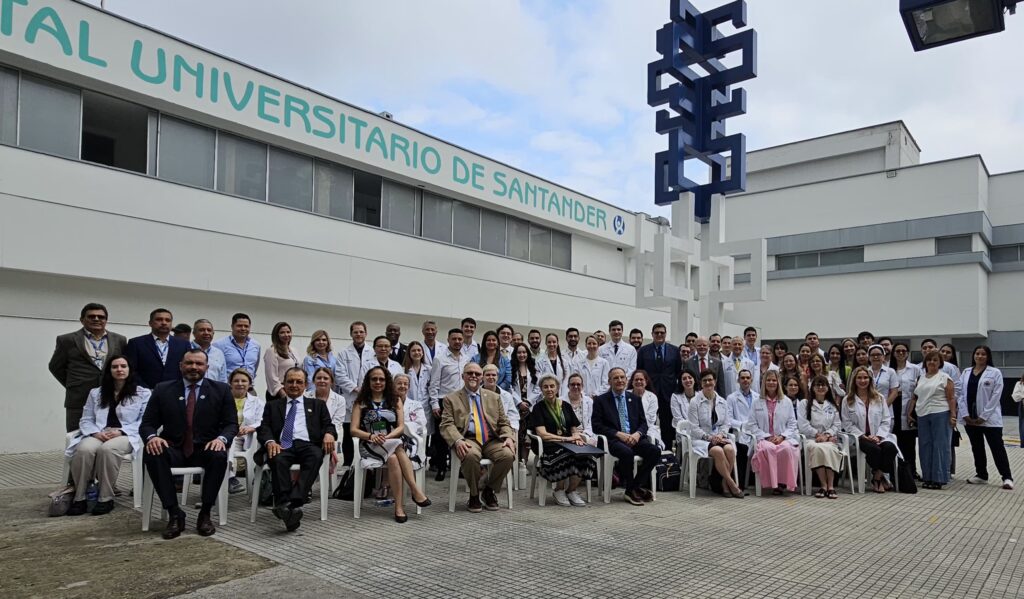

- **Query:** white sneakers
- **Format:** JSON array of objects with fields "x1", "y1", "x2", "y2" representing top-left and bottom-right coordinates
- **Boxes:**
[
  {"x1": 967, "y1": 476, "x2": 988, "y2": 485},
  {"x1": 1003, "y1": 479, "x2": 1014, "y2": 490},
  {"x1": 566, "y1": 490, "x2": 586, "y2": 506},
  {"x1": 553, "y1": 489, "x2": 570, "y2": 506},
  {"x1": 553, "y1": 489, "x2": 587, "y2": 506}
]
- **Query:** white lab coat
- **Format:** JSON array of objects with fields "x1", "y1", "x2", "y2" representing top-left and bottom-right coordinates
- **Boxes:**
[
  {"x1": 562, "y1": 348, "x2": 586, "y2": 374},
  {"x1": 957, "y1": 366, "x2": 1005, "y2": 428},
  {"x1": 639, "y1": 390, "x2": 663, "y2": 449},
  {"x1": 493, "y1": 386, "x2": 520, "y2": 432},
  {"x1": 236, "y1": 392, "x2": 266, "y2": 450},
  {"x1": 361, "y1": 357, "x2": 404, "y2": 379},
  {"x1": 686, "y1": 393, "x2": 732, "y2": 457},
  {"x1": 402, "y1": 395, "x2": 429, "y2": 441},
  {"x1": 726, "y1": 389, "x2": 759, "y2": 446},
  {"x1": 745, "y1": 396, "x2": 800, "y2": 445},
  {"x1": 670, "y1": 392, "x2": 694, "y2": 431},
  {"x1": 598, "y1": 340, "x2": 637, "y2": 378},
  {"x1": 1013, "y1": 381, "x2": 1024, "y2": 404},
  {"x1": 68, "y1": 387, "x2": 152, "y2": 456},
  {"x1": 893, "y1": 363, "x2": 922, "y2": 429},
  {"x1": 841, "y1": 395, "x2": 898, "y2": 447},
  {"x1": 406, "y1": 364, "x2": 433, "y2": 429},
  {"x1": 564, "y1": 394, "x2": 597, "y2": 445},
  {"x1": 335, "y1": 344, "x2": 373, "y2": 420},
  {"x1": 509, "y1": 372, "x2": 542, "y2": 407},
  {"x1": 826, "y1": 368, "x2": 847, "y2": 399},
  {"x1": 421, "y1": 341, "x2": 443, "y2": 368},
  {"x1": 577, "y1": 356, "x2": 611, "y2": 398},
  {"x1": 304, "y1": 389, "x2": 346, "y2": 434},
  {"x1": 796, "y1": 399, "x2": 841, "y2": 438},
  {"x1": 721, "y1": 356, "x2": 755, "y2": 398},
  {"x1": 536, "y1": 353, "x2": 571, "y2": 395}
]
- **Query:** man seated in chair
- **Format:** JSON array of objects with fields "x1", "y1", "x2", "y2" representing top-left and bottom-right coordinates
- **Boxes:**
[
  {"x1": 440, "y1": 363, "x2": 516, "y2": 513},
  {"x1": 141, "y1": 349, "x2": 236, "y2": 539},
  {"x1": 257, "y1": 368, "x2": 336, "y2": 532},
  {"x1": 592, "y1": 367, "x2": 660, "y2": 506}
]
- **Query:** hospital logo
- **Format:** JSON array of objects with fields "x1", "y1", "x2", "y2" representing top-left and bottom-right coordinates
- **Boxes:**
[{"x1": 613, "y1": 215, "x2": 626, "y2": 236}]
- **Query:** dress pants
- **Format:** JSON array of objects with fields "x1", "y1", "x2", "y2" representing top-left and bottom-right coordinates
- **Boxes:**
[
  {"x1": 341, "y1": 425, "x2": 354, "y2": 467},
  {"x1": 606, "y1": 438, "x2": 660, "y2": 493},
  {"x1": 144, "y1": 444, "x2": 228, "y2": 514},
  {"x1": 658, "y1": 399, "x2": 675, "y2": 452},
  {"x1": 71, "y1": 436, "x2": 132, "y2": 501},
  {"x1": 259, "y1": 440, "x2": 323, "y2": 508},
  {"x1": 458, "y1": 438, "x2": 514, "y2": 497},
  {"x1": 896, "y1": 429, "x2": 918, "y2": 476},
  {"x1": 735, "y1": 442, "x2": 750, "y2": 490},
  {"x1": 857, "y1": 437, "x2": 898, "y2": 475},
  {"x1": 964, "y1": 425, "x2": 1013, "y2": 482}
]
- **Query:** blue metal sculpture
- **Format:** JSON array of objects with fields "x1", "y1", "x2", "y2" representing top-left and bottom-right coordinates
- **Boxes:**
[{"x1": 648, "y1": 0, "x2": 757, "y2": 223}]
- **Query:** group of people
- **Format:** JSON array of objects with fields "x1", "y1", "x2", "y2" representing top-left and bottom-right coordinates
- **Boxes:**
[{"x1": 50, "y1": 303, "x2": 1019, "y2": 537}]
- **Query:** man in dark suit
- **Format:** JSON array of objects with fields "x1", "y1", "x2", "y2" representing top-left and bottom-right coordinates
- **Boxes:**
[
  {"x1": 257, "y1": 367, "x2": 336, "y2": 532},
  {"x1": 125, "y1": 308, "x2": 192, "y2": 390},
  {"x1": 140, "y1": 349, "x2": 237, "y2": 539},
  {"x1": 592, "y1": 367, "x2": 661, "y2": 506},
  {"x1": 49, "y1": 302, "x2": 128, "y2": 431},
  {"x1": 386, "y1": 323, "x2": 407, "y2": 364},
  {"x1": 686, "y1": 336, "x2": 727, "y2": 397},
  {"x1": 635, "y1": 323, "x2": 681, "y2": 447}
]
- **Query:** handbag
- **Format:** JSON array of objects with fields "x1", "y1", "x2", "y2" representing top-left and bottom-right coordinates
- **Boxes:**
[
  {"x1": 47, "y1": 484, "x2": 75, "y2": 517},
  {"x1": 655, "y1": 454, "x2": 681, "y2": 492},
  {"x1": 896, "y1": 458, "x2": 918, "y2": 494}
]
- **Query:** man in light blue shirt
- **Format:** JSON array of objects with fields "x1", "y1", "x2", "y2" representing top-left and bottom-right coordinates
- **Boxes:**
[
  {"x1": 213, "y1": 312, "x2": 261, "y2": 386},
  {"x1": 192, "y1": 319, "x2": 227, "y2": 382}
]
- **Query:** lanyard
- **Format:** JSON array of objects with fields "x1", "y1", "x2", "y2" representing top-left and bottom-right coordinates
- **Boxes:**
[
  {"x1": 86, "y1": 334, "x2": 107, "y2": 366},
  {"x1": 231, "y1": 338, "x2": 250, "y2": 365},
  {"x1": 155, "y1": 338, "x2": 168, "y2": 363},
  {"x1": 872, "y1": 368, "x2": 883, "y2": 388}
]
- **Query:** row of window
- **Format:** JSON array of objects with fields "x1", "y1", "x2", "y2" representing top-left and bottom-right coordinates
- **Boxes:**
[
  {"x1": 775, "y1": 247, "x2": 864, "y2": 271},
  {"x1": 992, "y1": 244, "x2": 1024, "y2": 264},
  {"x1": 0, "y1": 66, "x2": 572, "y2": 270}
]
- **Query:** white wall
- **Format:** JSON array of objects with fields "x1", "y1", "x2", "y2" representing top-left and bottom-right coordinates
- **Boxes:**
[
  {"x1": 988, "y1": 272, "x2": 1024, "y2": 332},
  {"x1": 989, "y1": 171, "x2": 1024, "y2": 225}
]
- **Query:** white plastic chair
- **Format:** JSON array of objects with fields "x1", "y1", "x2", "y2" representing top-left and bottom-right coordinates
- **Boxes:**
[
  {"x1": 525, "y1": 431, "x2": 595, "y2": 506},
  {"x1": 447, "y1": 448, "x2": 514, "y2": 512},
  {"x1": 845, "y1": 433, "x2": 900, "y2": 494},
  {"x1": 63, "y1": 430, "x2": 143, "y2": 509},
  {"x1": 674, "y1": 423, "x2": 740, "y2": 499},
  {"x1": 800, "y1": 433, "x2": 855, "y2": 496},
  {"x1": 596, "y1": 434, "x2": 659, "y2": 504},
  {"x1": 140, "y1": 465, "x2": 229, "y2": 531},
  {"x1": 352, "y1": 434, "x2": 427, "y2": 519},
  {"x1": 749, "y1": 437, "x2": 805, "y2": 497},
  {"x1": 249, "y1": 451, "x2": 331, "y2": 522}
]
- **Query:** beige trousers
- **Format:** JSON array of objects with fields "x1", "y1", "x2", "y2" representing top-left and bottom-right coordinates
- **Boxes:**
[
  {"x1": 459, "y1": 438, "x2": 515, "y2": 497},
  {"x1": 70, "y1": 435, "x2": 132, "y2": 501}
]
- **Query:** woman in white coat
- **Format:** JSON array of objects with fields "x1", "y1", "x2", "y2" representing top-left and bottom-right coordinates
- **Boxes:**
[
  {"x1": 564, "y1": 373, "x2": 597, "y2": 446},
  {"x1": 630, "y1": 370, "x2": 664, "y2": 450},
  {"x1": 576, "y1": 335, "x2": 610, "y2": 398},
  {"x1": 536, "y1": 333, "x2": 570, "y2": 395},
  {"x1": 511, "y1": 343, "x2": 542, "y2": 464},
  {"x1": 393, "y1": 373, "x2": 425, "y2": 471},
  {"x1": 687, "y1": 370, "x2": 742, "y2": 497},
  {"x1": 842, "y1": 366, "x2": 899, "y2": 493},
  {"x1": 747, "y1": 369, "x2": 800, "y2": 495},
  {"x1": 670, "y1": 370, "x2": 698, "y2": 432},
  {"x1": 958, "y1": 345, "x2": 1013, "y2": 489},
  {"x1": 403, "y1": 341, "x2": 433, "y2": 432},
  {"x1": 66, "y1": 355, "x2": 151, "y2": 515},
  {"x1": 1013, "y1": 374, "x2": 1024, "y2": 449},
  {"x1": 227, "y1": 368, "x2": 264, "y2": 494},
  {"x1": 797, "y1": 376, "x2": 844, "y2": 499}
]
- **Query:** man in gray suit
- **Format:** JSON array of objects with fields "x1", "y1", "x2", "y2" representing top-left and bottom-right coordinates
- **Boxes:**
[
  {"x1": 48, "y1": 303, "x2": 128, "y2": 431},
  {"x1": 685, "y1": 336, "x2": 727, "y2": 398}
]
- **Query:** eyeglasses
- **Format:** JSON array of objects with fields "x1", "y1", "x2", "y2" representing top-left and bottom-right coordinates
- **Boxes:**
[
  {"x1": 84, "y1": 314, "x2": 107, "y2": 320},
  {"x1": 894, "y1": 349, "x2": 908, "y2": 354},
  {"x1": 464, "y1": 372, "x2": 482, "y2": 377}
]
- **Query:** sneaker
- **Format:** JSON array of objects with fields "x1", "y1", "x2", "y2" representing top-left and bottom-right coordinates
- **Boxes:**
[
  {"x1": 566, "y1": 490, "x2": 586, "y2": 506},
  {"x1": 481, "y1": 488, "x2": 500, "y2": 511},
  {"x1": 90, "y1": 500, "x2": 115, "y2": 515},
  {"x1": 467, "y1": 495, "x2": 483, "y2": 513},
  {"x1": 228, "y1": 477, "x2": 245, "y2": 494},
  {"x1": 1003, "y1": 479, "x2": 1014, "y2": 490},
  {"x1": 967, "y1": 476, "x2": 988, "y2": 485},
  {"x1": 553, "y1": 489, "x2": 570, "y2": 506}
]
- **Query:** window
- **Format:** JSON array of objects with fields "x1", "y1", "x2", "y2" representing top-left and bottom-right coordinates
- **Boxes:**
[
  {"x1": 382, "y1": 180, "x2": 418, "y2": 235},
  {"x1": 936, "y1": 235, "x2": 972, "y2": 255},
  {"x1": 0, "y1": 66, "x2": 16, "y2": 145},
  {"x1": 481, "y1": 211, "x2": 506, "y2": 255},
  {"x1": 421, "y1": 192, "x2": 452, "y2": 243},
  {"x1": 268, "y1": 147, "x2": 313, "y2": 210},
  {"x1": 551, "y1": 230, "x2": 571, "y2": 270},
  {"x1": 18, "y1": 75, "x2": 80, "y2": 158},
  {"x1": 453, "y1": 201, "x2": 481, "y2": 249},
  {"x1": 795, "y1": 252, "x2": 818, "y2": 269},
  {"x1": 820, "y1": 247, "x2": 864, "y2": 266},
  {"x1": 158, "y1": 116, "x2": 215, "y2": 188},
  {"x1": 507, "y1": 217, "x2": 530, "y2": 260},
  {"x1": 353, "y1": 171, "x2": 381, "y2": 226},
  {"x1": 777, "y1": 247, "x2": 863, "y2": 271},
  {"x1": 776, "y1": 255, "x2": 797, "y2": 270},
  {"x1": 991, "y1": 245, "x2": 1021, "y2": 263},
  {"x1": 80, "y1": 91, "x2": 149, "y2": 174},
  {"x1": 530, "y1": 224, "x2": 551, "y2": 265},
  {"x1": 216, "y1": 132, "x2": 267, "y2": 201},
  {"x1": 1002, "y1": 351, "x2": 1024, "y2": 366},
  {"x1": 314, "y1": 160, "x2": 353, "y2": 220}
]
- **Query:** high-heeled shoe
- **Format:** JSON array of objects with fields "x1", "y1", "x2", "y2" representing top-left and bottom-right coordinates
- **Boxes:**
[
  {"x1": 394, "y1": 513, "x2": 408, "y2": 523},
  {"x1": 413, "y1": 495, "x2": 432, "y2": 508}
]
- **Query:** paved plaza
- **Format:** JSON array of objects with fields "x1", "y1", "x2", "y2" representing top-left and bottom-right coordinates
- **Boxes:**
[{"x1": 2, "y1": 425, "x2": 1023, "y2": 599}]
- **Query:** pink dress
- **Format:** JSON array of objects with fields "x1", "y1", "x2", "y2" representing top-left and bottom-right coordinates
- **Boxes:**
[{"x1": 750, "y1": 398, "x2": 800, "y2": 491}]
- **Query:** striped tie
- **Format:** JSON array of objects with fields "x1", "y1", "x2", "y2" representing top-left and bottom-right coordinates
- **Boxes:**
[{"x1": 470, "y1": 394, "x2": 489, "y2": 444}]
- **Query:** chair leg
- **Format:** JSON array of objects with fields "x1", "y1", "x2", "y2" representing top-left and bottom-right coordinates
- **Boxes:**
[
  {"x1": 353, "y1": 466, "x2": 363, "y2": 519},
  {"x1": 180, "y1": 474, "x2": 190, "y2": 508},
  {"x1": 141, "y1": 471, "x2": 154, "y2": 532},
  {"x1": 603, "y1": 457, "x2": 613, "y2": 504},
  {"x1": 755, "y1": 472, "x2": 762, "y2": 497},
  {"x1": 415, "y1": 465, "x2": 424, "y2": 516},
  {"x1": 249, "y1": 467, "x2": 262, "y2": 523},
  {"x1": 530, "y1": 460, "x2": 539, "y2": 500},
  {"x1": 448, "y1": 455, "x2": 460, "y2": 513},
  {"x1": 61, "y1": 458, "x2": 70, "y2": 487},
  {"x1": 505, "y1": 472, "x2": 514, "y2": 510},
  {"x1": 319, "y1": 460, "x2": 329, "y2": 521},
  {"x1": 217, "y1": 470, "x2": 229, "y2": 526},
  {"x1": 688, "y1": 455, "x2": 697, "y2": 499},
  {"x1": 132, "y1": 457, "x2": 143, "y2": 509},
  {"x1": 857, "y1": 453, "x2": 866, "y2": 494}
]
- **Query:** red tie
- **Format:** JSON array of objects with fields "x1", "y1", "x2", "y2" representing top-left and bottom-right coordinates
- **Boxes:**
[
  {"x1": 183, "y1": 384, "x2": 197, "y2": 457},
  {"x1": 700, "y1": 358, "x2": 707, "y2": 372}
]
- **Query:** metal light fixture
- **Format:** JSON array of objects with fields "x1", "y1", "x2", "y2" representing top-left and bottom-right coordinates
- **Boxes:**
[{"x1": 900, "y1": 0, "x2": 1018, "y2": 50}]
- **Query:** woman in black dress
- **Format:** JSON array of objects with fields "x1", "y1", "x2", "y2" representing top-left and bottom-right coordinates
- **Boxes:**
[{"x1": 531, "y1": 373, "x2": 596, "y2": 507}]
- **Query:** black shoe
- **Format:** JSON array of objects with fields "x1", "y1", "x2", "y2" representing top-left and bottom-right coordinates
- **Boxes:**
[
  {"x1": 394, "y1": 513, "x2": 408, "y2": 523},
  {"x1": 196, "y1": 511, "x2": 216, "y2": 537},
  {"x1": 624, "y1": 490, "x2": 644, "y2": 506},
  {"x1": 91, "y1": 500, "x2": 114, "y2": 515},
  {"x1": 285, "y1": 507, "x2": 304, "y2": 532},
  {"x1": 272, "y1": 505, "x2": 289, "y2": 521},
  {"x1": 481, "y1": 488, "x2": 499, "y2": 511},
  {"x1": 413, "y1": 495, "x2": 432, "y2": 508},
  {"x1": 467, "y1": 495, "x2": 483, "y2": 513},
  {"x1": 162, "y1": 511, "x2": 186, "y2": 540},
  {"x1": 639, "y1": 487, "x2": 654, "y2": 502},
  {"x1": 435, "y1": 469, "x2": 446, "y2": 482},
  {"x1": 66, "y1": 500, "x2": 88, "y2": 516}
]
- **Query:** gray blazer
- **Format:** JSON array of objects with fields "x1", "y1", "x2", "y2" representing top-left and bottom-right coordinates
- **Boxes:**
[{"x1": 48, "y1": 328, "x2": 127, "y2": 409}]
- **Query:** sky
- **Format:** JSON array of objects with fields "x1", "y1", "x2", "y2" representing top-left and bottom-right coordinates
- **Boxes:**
[{"x1": 92, "y1": 0, "x2": 1024, "y2": 218}]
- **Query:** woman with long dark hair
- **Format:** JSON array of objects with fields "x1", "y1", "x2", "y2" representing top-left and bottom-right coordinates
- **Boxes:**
[
  {"x1": 476, "y1": 331, "x2": 511, "y2": 391},
  {"x1": 65, "y1": 355, "x2": 150, "y2": 515},
  {"x1": 536, "y1": 333, "x2": 570, "y2": 395},
  {"x1": 263, "y1": 321, "x2": 299, "y2": 400},
  {"x1": 890, "y1": 342, "x2": 921, "y2": 477},
  {"x1": 772, "y1": 341, "x2": 789, "y2": 366},
  {"x1": 797, "y1": 375, "x2": 843, "y2": 499},
  {"x1": 350, "y1": 366, "x2": 430, "y2": 522},
  {"x1": 826, "y1": 343, "x2": 848, "y2": 400},
  {"x1": 510, "y1": 343, "x2": 540, "y2": 464},
  {"x1": 958, "y1": 345, "x2": 1013, "y2": 490}
]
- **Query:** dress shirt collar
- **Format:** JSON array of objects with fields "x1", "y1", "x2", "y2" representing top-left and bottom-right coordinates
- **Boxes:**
[
  {"x1": 182, "y1": 378, "x2": 205, "y2": 393},
  {"x1": 83, "y1": 328, "x2": 107, "y2": 341}
]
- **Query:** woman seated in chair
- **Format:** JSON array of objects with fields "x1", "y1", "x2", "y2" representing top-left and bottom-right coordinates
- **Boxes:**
[
  {"x1": 687, "y1": 370, "x2": 742, "y2": 498},
  {"x1": 305, "y1": 366, "x2": 346, "y2": 475},
  {"x1": 842, "y1": 366, "x2": 899, "y2": 493},
  {"x1": 393, "y1": 373, "x2": 425, "y2": 471},
  {"x1": 531, "y1": 373, "x2": 596, "y2": 507},
  {"x1": 747, "y1": 370, "x2": 800, "y2": 495},
  {"x1": 630, "y1": 369, "x2": 664, "y2": 450},
  {"x1": 228, "y1": 368, "x2": 264, "y2": 494},
  {"x1": 563, "y1": 373, "x2": 597, "y2": 446},
  {"x1": 797, "y1": 375, "x2": 844, "y2": 499},
  {"x1": 350, "y1": 366, "x2": 430, "y2": 523},
  {"x1": 65, "y1": 355, "x2": 150, "y2": 515}
]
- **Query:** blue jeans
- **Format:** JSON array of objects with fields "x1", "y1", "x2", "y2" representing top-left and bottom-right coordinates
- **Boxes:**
[{"x1": 918, "y1": 411, "x2": 952, "y2": 485}]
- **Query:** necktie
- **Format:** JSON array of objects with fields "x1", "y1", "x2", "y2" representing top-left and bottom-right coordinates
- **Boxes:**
[
  {"x1": 615, "y1": 394, "x2": 630, "y2": 432},
  {"x1": 470, "y1": 393, "x2": 489, "y2": 444},
  {"x1": 183, "y1": 384, "x2": 197, "y2": 457},
  {"x1": 281, "y1": 399, "x2": 298, "y2": 449},
  {"x1": 735, "y1": 358, "x2": 741, "y2": 371},
  {"x1": 613, "y1": 343, "x2": 619, "y2": 355},
  {"x1": 700, "y1": 357, "x2": 707, "y2": 372},
  {"x1": 656, "y1": 345, "x2": 663, "y2": 362}
]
